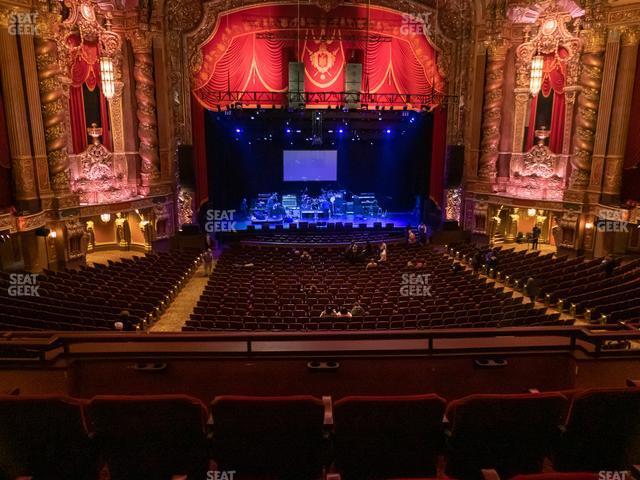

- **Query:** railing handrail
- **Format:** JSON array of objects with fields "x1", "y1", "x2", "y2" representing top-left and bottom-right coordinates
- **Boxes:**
[{"x1": 1, "y1": 325, "x2": 639, "y2": 362}]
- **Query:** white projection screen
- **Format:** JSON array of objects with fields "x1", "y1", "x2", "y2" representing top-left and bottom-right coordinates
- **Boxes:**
[{"x1": 283, "y1": 150, "x2": 337, "y2": 181}]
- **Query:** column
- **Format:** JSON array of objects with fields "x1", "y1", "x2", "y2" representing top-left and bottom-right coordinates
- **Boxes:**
[
  {"x1": 18, "y1": 33, "x2": 55, "y2": 210},
  {"x1": 131, "y1": 29, "x2": 161, "y2": 196},
  {"x1": 478, "y1": 39, "x2": 509, "y2": 180},
  {"x1": 0, "y1": 11, "x2": 40, "y2": 213},
  {"x1": 34, "y1": 11, "x2": 76, "y2": 208},
  {"x1": 602, "y1": 27, "x2": 640, "y2": 204},
  {"x1": 589, "y1": 30, "x2": 621, "y2": 193},
  {"x1": 569, "y1": 29, "x2": 606, "y2": 189}
]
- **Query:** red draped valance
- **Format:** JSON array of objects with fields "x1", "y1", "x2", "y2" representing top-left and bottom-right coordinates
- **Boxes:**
[
  {"x1": 192, "y1": 4, "x2": 445, "y2": 109},
  {"x1": 67, "y1": 35, "x2": 111, "y2": 153},
  {"x1": 68, "y1": 35, "x2": 101, "y2": 91}
]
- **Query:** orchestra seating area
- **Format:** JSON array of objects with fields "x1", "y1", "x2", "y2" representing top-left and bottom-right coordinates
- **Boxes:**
[
  {"x1": 450, "y1": 243, "x2": 640, "y2": 325},
  {"x1": 0, "y1": 251, "x2": 201, "y2": 331},
  {"x1": 1, "y1": 388, "x2": 639, "y2": 480},
  {"x1": 185, "y1": 243, "x2": 565, "y2": 332}
]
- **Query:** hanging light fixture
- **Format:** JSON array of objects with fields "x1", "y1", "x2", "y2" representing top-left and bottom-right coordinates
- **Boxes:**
[
  {"x1": 529, "y1": 54, "x2": 544, "y2": 96},
  {"x1": 99, "y1": 55, "x2": 115, "y2": 100},
  {"x1": 100, "y1": 213, "x2": 111, "y2": 223}
]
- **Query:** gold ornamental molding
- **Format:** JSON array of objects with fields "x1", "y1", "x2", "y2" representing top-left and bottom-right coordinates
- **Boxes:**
[{"x1": 608, "y1": 6, "x2": 640, "y2": 26}]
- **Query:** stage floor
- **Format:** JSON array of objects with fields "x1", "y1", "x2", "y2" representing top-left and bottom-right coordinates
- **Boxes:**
[{"x1": 234, "y1": 211, "x2": 420, "y2": 231}]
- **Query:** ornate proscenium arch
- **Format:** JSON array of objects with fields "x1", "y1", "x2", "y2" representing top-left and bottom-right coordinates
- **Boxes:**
[{"x1": 187, "y1": 2, "x2": 449, "y2": 110}]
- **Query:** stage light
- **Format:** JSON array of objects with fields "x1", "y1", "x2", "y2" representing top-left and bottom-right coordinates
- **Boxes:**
[
  {"x1": 385, "y1": 129, "x2": 391, "y2": 134},
  {"x1": 338, "y1": 128, "x2": 344, "y2": 134},
  {"x1": 286, "y1": 128, "x2": 292, "y2": 133}
]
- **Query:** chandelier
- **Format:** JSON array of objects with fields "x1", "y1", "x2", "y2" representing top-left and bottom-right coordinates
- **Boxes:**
[{"x1": 529, "y1": 54, "x2": 544, "y2": 96}]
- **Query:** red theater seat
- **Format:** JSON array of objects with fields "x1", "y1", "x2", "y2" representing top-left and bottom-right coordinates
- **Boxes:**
[
  {"x1": 333, "y1": 394, "x2": 447, "y2": 479},
  {"x1": 0, "y1": 395, "x2": 96, "y2": 480},
  {"x1": 553, "y1": 387, "x2": 640, "y2": 472},
  {"x1": 210, "y1": 395, "x2": 327, "y2": 479},
  {"x1": 86, "y1": 395, "x2": 209, "y2": 480},
  {"x1": 444, "y1": 393, "x2": 569, "y2": 479}
]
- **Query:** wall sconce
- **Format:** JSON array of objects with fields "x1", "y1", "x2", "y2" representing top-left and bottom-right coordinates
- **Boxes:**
[
  {"x1": 527, "y1": 208, "x2": 537, "y2": 217},
  {"x1": 100, "y1": 213, "x2": 111, "y2": 223},
  {"x1": 585, "y1": 222, "x2": 594, "y2": 230},
  {"x1": 48, "y1": 231, "x2": 57, "y2": 239},
  {"x1": 99, "y1": 56, "x2": 115, "y2": 100},
  {"x1": 529, "y1": 55, "x2": 544, "y2": 96}
]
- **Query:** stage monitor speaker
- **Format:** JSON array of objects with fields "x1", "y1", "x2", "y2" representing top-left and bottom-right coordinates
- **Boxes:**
[
  {"x1": 275, "y1": 224, "x2": 284, "y2": 232},
  {"x1": 345, "y1": 63, "x2": 362, "y2": 108},
  {"x1": 358, "y1": 223, "x2": 367, "y2": 229},
  {"x1": 385, "y1": 223, "x2": 395, "y2": 230},
  {"x1": 177, "y1": 145, "x2": 195, "y2": 189},
  {"x1": 246, "y1": 225, "x2": 255, "y2": 232},
  {"x1": 373, "y1": 222, "x2": 382, "y2": 230},
  {"x1": 299, "y1": 221, "x2": 308, "y2": 230},
  {"x1": 289, "y1": 223, "x2": 298, "y2": 231},
  {"x1": 445, "y1": 145, "x2": 465, "y2": 188},
  {"x1": 344, "y1": 222, "x2": 353, "y2": 229},
  {"x1": 288, "y1": 62, "x2": 305, "y2": 108}
]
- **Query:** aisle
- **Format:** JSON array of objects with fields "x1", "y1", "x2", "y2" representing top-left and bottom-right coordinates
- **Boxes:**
[{"x1": 150, "y1": 263, "x2": 211, "y2": 332}]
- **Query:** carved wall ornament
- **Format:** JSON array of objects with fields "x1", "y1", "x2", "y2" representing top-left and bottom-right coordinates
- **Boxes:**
[{"x1": 72, "y1": 124, "x2": 136, "y2": 204}]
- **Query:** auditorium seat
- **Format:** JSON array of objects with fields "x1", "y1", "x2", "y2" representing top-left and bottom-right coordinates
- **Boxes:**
[
  {"x1": 553, "y1": 387, "x2": 640, "y2": 472},
  {"x1": 333, "y1": 394, "x2": 447, "y2": 479},
  {"x1": 86, "y1": 395, "x2": 209, "y2": 480},
  {"x1": 444, "y1": 392, "x2": 569, "y2": 479},
  {"x1": 210, "y1": 395, "x2": 328, "y2": 479},
  {"x1": 0, "y1": 395, "x2": 96, "y2": 480}
]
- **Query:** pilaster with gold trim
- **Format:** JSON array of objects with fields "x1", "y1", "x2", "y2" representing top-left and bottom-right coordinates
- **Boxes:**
[
  {"x1": 0, "y1": 8, "x2": 40, "y2": 212},
  {"x1": 602, "y1": 26, "x2": 639, "y2": 204}
]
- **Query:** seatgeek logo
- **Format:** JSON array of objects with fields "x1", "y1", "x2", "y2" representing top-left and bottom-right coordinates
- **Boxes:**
[
  {"x1": 206, "y1": 471, "x2": 236, "y2": 480},
  {"x1": 204, "y1": 209, "x2": 237, "y2": 233},
  {"x1": 8, "y1": 273, "x2": 39, "y2": 297},
  {"x1": 598, "y1": 472, "x2": 629, "y2": 480}
]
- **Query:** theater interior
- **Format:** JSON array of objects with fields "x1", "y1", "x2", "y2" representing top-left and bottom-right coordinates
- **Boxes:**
[{"x1": 1, "y1": 0, "x2": 640, "y2": 478}]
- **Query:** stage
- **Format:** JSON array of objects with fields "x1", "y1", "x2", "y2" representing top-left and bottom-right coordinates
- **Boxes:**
[{"x1": 232, "y1": 211, "x2": 420, "y2": 231}]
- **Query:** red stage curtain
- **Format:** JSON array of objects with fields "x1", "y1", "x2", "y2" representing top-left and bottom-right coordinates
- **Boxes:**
[
  {"x1": 429, "y1": 107, "x2": 447, "y2": 209},
  {"x1": 193, "y1": 4, "x2": 445, "y2": 109},
  {"x1": 0, "y1": 89, "x2": 12, "y2": 209},
  {"x1": 191, "y1": 95, "x2": 209, "y2": 209},
  {"x1": 68, "y1": 36, "x2": 112, "y2": 152},
  {"x1": 548, "y1": 92, "x2": 565, "y2": 153},
  {"x1": 524, "y1": 52, "x2": 565, "y2": 153},
  {"x1": 70, "y1": 86, "x2": 87, "y2": 154}
]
